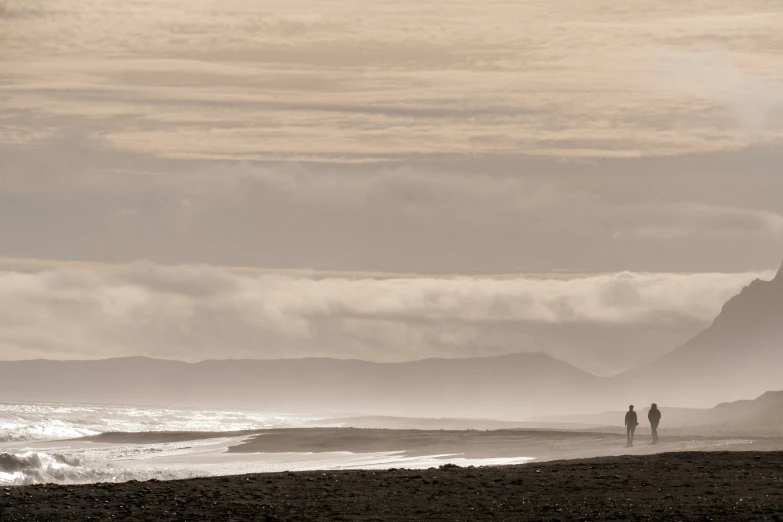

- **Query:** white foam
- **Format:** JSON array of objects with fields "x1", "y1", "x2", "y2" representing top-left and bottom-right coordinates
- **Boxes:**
[{"x1": 0, "y1": 401, "x2": 316, "y2": 442}]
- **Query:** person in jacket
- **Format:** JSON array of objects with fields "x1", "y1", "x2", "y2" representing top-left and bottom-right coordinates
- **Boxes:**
[
  {"x1": 648, "y1": 403, "x2": 662, "y2": 444},
  {"x1": 624, "y1": 405, "x2": 638, "y2": 447}
]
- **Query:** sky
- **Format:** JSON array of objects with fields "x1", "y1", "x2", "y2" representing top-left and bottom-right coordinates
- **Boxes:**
[{"x1": 1, "y1": 0, "x2": 782, "y2": 369}]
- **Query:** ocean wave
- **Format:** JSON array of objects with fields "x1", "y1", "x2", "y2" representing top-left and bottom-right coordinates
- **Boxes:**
[
  {"x1": 0, "y1": 451, "x2": 93, "y2": 484},
  {"x1": 0, "y1": 402, "x2": 314, "y2": 442},
  {"x1": 0, "y1": 450, "x2": 192, "y2": 485}
]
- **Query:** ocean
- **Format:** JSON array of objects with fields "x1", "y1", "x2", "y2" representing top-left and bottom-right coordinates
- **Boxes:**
[{"x1": 0, "y1": 402, "x2": 533, "y2": 484}]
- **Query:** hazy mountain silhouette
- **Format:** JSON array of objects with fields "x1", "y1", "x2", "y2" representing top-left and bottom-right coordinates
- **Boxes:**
[
  {"x1": 531, "y1": 390, "x2": 783, "y2": 432},
  {"x1": 709, "y1": 390, "x2": 783, "y2": 429},
  {"x1": 616, "y1": 261, "x2": 783, "y2": 407},
  {"x1": 0, "y1": 353, "x2": 608, "y2": 419}
]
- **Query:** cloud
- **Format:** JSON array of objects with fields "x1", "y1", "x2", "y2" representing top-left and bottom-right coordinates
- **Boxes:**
[
  {"x1": 661, "y1": 50, "x2": 783, "y2": 140},
  {"x1": 0, "y1": 261, "x2": 771, "y2": 366},
  {"x1": 616, "y1": 203, "x2": 783, "y2": 239},
  {"x1": 3, "y1": 133, "x2": 783, "y2": 275},
  {"x1": 3, "y1": 1, "x2": 783, "y2": 160}
]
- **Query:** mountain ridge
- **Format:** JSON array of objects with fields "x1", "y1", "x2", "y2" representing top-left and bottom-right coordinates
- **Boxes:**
[
  {"x1": 615, "y1": 259, "x2": 783, "y2": 406},
  {"x1": 0, "y1": 351, "x2": 605, "y2": 419},
  {"x1": 1, "y1": 352, "x2": 591, "y2": 367}
]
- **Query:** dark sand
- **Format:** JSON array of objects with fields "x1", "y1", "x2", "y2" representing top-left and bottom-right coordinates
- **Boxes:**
[{"x1": 2, "y1": 451, "x2": 783, "y2": 521}]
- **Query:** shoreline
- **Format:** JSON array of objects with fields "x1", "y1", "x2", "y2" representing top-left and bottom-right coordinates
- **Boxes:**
[
  {"x1": 3, "y1": 427, "x2": 781, "y2": 487},
  {"x1": 78, "y1": 426, "x2": 783, "y2": 461},
  {"x1": 2, "y1": 451, "x2": 782, "y2": 521}
]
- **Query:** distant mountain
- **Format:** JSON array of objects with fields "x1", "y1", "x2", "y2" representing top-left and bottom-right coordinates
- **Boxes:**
[
  {"x1": 531, "y1": 390, "x2": 783, "y2": 433},
  {"x1": 616, "y1": 263, "x2": 783, "y2": 407},
  {"x1": 709, "y1": 390, "x2": 783, "y2": 429},
  {"x1": 0, "y1": 353, "x2": 608, "y2": 419}
]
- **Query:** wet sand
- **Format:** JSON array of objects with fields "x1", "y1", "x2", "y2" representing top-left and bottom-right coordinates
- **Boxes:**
[
  {"x1": 76, "y1": 426, "x2": 783, "y2": 462},
  {"x1": 226, "y1": 427, "x2": 782, "y2": 460},
  {"x1": 2, "y1": 451, "x2": 783, "y2": 521}
]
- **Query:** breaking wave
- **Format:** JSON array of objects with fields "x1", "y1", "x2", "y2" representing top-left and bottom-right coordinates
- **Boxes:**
[{"x1": 0, "y1": 450, "x2": 188, "y2": 485}]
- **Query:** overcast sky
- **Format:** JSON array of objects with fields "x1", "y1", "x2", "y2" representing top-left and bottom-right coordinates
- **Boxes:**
[{"x1": 1, "y1": 0, "x2": 782, "y2": 365}]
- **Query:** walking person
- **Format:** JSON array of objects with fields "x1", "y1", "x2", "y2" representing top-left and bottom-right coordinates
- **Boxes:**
[
  {"x1": 624, "y1": 405, "x2": 638, "y2": 447},
  {"x1": 648, "y1": 403, "x2": 662, "y2": 444}
]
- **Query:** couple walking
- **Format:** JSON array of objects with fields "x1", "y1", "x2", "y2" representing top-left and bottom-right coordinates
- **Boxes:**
[{"x1": 624, "y1": 404, "x2": 661, "y2": 447}]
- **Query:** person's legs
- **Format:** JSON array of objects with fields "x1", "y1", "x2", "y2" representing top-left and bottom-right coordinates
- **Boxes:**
[
  {"x1": 626, "y1": 426, "x2": 632, "y2": 446},
  {"x1": 629, "y1": 426, "x2": 636, "y2": 446},
  {"x1": 651, "y1": 423, "x2": 658, "y2": 444}
]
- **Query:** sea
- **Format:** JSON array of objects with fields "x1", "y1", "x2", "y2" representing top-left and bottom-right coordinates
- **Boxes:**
[{"x1": 0, "y1": 402, "x2": 533, "y2": 485}]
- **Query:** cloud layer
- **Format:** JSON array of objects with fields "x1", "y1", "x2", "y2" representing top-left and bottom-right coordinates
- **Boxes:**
[
  {"x1": 3, "y1": 135, "x2": 783, "y2": 275},
  {"x1": 2, "y1": 0, "x2": 783, "y2": 161},
  {"x1": 0, "y1": 262, "x2": 771, "y2": 373},
  {"x1": 3, "y1": 1, "x2": 783, "y2": 277}
]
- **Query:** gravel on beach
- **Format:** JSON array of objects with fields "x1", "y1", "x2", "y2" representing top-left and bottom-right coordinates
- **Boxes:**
[{"x1": 2, "y1": 451, "x2": 782, "y2": 521}]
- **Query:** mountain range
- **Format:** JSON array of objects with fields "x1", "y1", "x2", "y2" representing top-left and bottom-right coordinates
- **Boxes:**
[
  {"x1": 1, "y1": 261, "x2": 782, "y2": 418},
  {"x1": 532, "y1": 390, "x2": 783, "y2": 433},
  {"x1": 0, "y1": 353, "x2": 604, "y2": 418}
]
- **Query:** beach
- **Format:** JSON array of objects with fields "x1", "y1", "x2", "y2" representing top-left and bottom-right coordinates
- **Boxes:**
[
  {"x1": 3, "y1": 450, "x2": 783, "y2": 521},
  {"x1": 3, "y1": 403, "x2": 783, "y2": 519},
  {"x1": 4, "y1": 424, "x2": 776, "y2": 486}
]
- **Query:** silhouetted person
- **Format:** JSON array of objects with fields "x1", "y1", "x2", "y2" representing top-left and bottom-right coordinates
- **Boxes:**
[
  {"x1": 648, "y1": 403, "x2": 661, "y2": 444},
  {"x1": 624, "y1": 405, "x2": 638, "y2": 447}
]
